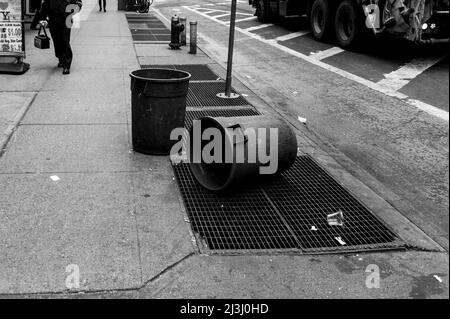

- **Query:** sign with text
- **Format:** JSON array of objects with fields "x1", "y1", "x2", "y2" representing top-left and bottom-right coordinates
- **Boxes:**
[{"x1": 0, "y1": 0, "x2": 24, "y2": 55}]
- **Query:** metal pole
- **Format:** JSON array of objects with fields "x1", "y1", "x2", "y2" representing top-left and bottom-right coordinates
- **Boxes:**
[
  {"x1": 225, "y1": 0, "x2": 237, "y2": 97},
  {"x1": 189, "y1": 21, "x2": 197, "y2": 54},
  {"x1": 180, "y1": 17, "x2": 187, "y2": 46}
]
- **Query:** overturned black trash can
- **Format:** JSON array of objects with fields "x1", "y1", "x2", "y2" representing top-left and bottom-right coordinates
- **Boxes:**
[
  {"x1": 130, "y1": 68, "x2": 191, "y2": 155},
  {"x1": 188, "y1": 115, "x2": 298, "y2": 191}
]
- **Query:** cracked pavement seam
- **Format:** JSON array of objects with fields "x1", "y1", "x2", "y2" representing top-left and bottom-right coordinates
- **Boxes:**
[{"x1": 0, "y1": 252, "x2": 196, "y2": 297}]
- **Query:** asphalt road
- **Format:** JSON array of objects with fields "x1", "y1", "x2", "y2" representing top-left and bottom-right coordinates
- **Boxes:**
[
  {"x1": 184, "y1": 0, "x2": 449, "y2": 114},
  {"x1": 154, "y1": 0, "x2": 449, "y2": 250}
]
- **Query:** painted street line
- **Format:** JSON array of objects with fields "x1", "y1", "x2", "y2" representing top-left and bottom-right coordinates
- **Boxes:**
[
  {"x1": 201, "y1": 9, "x2": 226, "y2": 14},
  {"x1": 225, "y1": 16, "x2": 258, "y2": 24},
  {"x1": 309, "y1": 47, "x2": 345, "y2": 61},
  {"x1": 182, "y1": 5, "x2": 448, "y2": 121},
  {"x1": 377, "y1": 55, "x2": 447, "y2": 91},
  {"x1": 274, "y1": 31, "x2": 311, "y2": 42},
  {"x1": 213, "y1": 13, "x2": 232, "y2": 18},
  {"x1": 244, "y1": 23, "x2": 275, "y2": 32}
]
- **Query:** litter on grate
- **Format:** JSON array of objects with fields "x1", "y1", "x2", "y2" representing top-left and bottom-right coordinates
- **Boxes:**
[{"x1": 173, "y1": 155, "x2": 405, "y2": 254}]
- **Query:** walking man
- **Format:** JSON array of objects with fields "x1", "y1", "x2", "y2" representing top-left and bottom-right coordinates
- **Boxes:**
[
  {"x1": 38, "y1": 0, "x2": 83, "y2": 75},
  {"x1": 99, "y1": 0, "x2": 106, "y2": 12}
]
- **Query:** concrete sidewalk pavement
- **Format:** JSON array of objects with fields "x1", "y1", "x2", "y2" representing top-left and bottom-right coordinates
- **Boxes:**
[
  {"x1": 0, "y1": 1, "x2": 448, "y2": 298},
  {"x1": 0, "y1": 2, "x2": 194, "y2": 294}
]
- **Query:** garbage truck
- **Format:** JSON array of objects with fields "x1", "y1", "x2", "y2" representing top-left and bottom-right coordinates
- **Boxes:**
[{"x1": 248, "y1": 0, "x2": 449, "y2": 48}]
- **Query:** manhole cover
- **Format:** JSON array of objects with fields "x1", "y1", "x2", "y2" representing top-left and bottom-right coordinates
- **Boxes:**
[{"x1": 173, "y1": 155, "x2": 405, "y2": 254}]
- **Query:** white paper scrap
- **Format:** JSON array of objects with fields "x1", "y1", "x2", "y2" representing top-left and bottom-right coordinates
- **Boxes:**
[
  {"x1": 50, "y1": 176, "x2": 60, "y2": 182},
  {"x1": 433, "y1": 275, "x2": 443, "y2": 283},
  {"x1": 334, "y1": 236, "x2": 346, "y2": 246},
  {"x1": 298, "y1": 116, "x2": 307, "y2": 123}
]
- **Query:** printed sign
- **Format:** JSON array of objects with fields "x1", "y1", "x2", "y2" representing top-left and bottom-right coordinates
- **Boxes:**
[{"x1": 0, "y1": 0, "x2": 24, "y2": 55}]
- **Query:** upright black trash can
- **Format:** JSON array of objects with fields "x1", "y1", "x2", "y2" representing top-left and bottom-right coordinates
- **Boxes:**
[{"x1": 130, "y1": 68, "x2": 191, "y2": 155}]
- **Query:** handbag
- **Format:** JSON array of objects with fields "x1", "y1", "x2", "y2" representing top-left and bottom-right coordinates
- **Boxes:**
[{"x1": 34, "y1": 25, "x2": 51, "y2": 50}]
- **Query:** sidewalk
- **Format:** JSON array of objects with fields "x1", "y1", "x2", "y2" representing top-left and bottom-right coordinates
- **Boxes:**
[{"x1": 0, "y1": 1, "x2": 448, "y2": 298}]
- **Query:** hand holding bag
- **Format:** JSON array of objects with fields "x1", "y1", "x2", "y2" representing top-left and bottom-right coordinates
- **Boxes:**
[{"x1": 34, "y1": 25, "x2": 51, "y2": 50}]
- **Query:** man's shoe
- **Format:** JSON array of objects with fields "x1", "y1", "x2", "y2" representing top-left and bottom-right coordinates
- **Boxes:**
[
  {"x1": 58, "y1": 62, "x2": 63, "y2": 68},
  {"x1": 62, "y1": 68, "x2": 70, "y2": 75}
]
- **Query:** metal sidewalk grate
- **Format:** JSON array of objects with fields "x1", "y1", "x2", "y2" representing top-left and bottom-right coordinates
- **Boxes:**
[
  {"x1": 188, "y1": 82, "x2": 250, "y2": 107},
  {"x1": 260, "y1": 156, "x2": 402, "y2": 253},
  {"x1": 173, "y1": 155, "x2": 405, "y2": 254},
  {"x1": 173, "y1": 163, "x2": 299, "y2": 251},
  {"x1": 127, "y1": 14, "x2": 170, "y2": 43},
  {"x1": 140, "y1": 64, "x2": 222, "y2": 81},
  {"x1": 184, "y1": 109, "x2": 261, "y2": 129}
]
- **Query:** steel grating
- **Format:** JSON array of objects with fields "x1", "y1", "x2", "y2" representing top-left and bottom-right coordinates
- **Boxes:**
[
  {"x1": 173, "y1": 155, "x2": 405, "y2": 254},
  {"x1": 188, "y1": 82, "x2": 250, "y2": 107},
  {"x1": 173, "y1": 163, "x2": 299, "y2": 251},
  {"x1": 184, "y1": 109, "x2": 261, "y2": 129},
  {"x1": 140, "y1": 64, "x2": 222, "y2": 81},
  {"x1": 259, "y1": 156, "x2": 402, "y2": 253},
  {"x1": 127, "y1": 15, "x2": 170, "y2": 42}
]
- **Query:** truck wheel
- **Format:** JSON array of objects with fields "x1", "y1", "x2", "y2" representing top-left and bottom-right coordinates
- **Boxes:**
[
  {"x1": 310, "y1": 0, "x2": 332, "y2": 40},
  {"x1": 334, "y1": 0, "x2": 364, "y2": 49},
  {"x1": 256, "y1": 0, "x2": 270, "y2": 23}
]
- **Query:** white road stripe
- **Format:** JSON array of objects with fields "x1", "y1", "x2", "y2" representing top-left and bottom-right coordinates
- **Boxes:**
[
  {"x1": 201, "y1": 10, "x2": 224, "y2": 14},
  {"x1": 181, "y1": 6, "x2": 449, "y2": 121},
  {"x1": 310, "y1": 47, "x2": 345, "y2": 60},
  {"x1": 274, "y1": 31, "x2": 310, "y2": 42},
  {"x1": 213, "y1": 13, "x2": 232, "y2": 18},
  {"x1": 244, "y1": 23, "x2": 275, "y2": 32},
  {"x1": 225, "y1": 16, "x2": 258, "y2": 24},
  {"x1": 377, "y1": 56, "x2": 447, "y2": 91}
]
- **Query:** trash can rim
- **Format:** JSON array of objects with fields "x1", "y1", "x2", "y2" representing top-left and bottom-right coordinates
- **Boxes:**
[
  {"x1": 130, "y1": 68, "x2": 192, "y2": 83},
  {"x1": 189, "y1": 116, "x2": 239, "y2": 191}
]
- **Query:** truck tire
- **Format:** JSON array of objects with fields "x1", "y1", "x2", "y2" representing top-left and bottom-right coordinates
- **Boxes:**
[
  {"x1": 334, "y1": 0, "x2": 364, "y2": 49},
  {"x1": 310, "y1": 0, "x2": 332, "y2": 40},
  {"x1": 256, "y1": 0, "x2": 270, "y2": 23}
]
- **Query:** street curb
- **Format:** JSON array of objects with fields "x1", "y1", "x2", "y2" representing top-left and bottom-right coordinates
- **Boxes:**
[{"x1": 0, "y1": 93, "x2": 37, "y2": 158}]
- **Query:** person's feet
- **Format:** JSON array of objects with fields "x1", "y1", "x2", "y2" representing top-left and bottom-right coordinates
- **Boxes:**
[
  {"x1": 62, "y1": 68, "x2": 70, "y2": 75},
  {"x1": 57, "y1": 62, "x2": 63, "y2": 68}
]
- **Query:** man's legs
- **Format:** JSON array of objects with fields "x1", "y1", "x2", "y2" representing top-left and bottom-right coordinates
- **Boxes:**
[
  {"x1": 99, "y1": 0, "x2": 106, "y2": 11},
  {"x1": 60, "y1": 27, "x2": 73, "y2": 69},
  {"x1": 49, "y1": 24, "x2": 63, "y2": 65}
]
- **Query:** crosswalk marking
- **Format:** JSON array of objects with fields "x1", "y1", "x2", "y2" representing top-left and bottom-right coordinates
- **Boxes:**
[
  {"x1": 226, "y1": 16, "x2": 258, "y2": 24},
  {"x1": 377, "y1": 56, "x2": 447, "y2": 91},
  {"x1": 309, "y1": 47, "x2": 345, "y2": 61},
  {"x1": 244, "y1": 23, "x2": 275, "y2": 32},
  {"x1": 274, "y1": 31, "x2": 310, "y2": 42},
  {"x1": 213, "y1": 13, "x2": 232, "y2": 18}
]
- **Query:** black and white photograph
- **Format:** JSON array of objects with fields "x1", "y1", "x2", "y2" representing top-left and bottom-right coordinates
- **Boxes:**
[{"x1": 0, "y1": 0, "x2": 448, "y2": 306}]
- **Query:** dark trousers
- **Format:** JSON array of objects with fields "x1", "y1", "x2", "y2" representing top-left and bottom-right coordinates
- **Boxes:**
[
  {"x1": 99, "y1": 0, "x2": 106, "y2": 10},
  {"x1": 49, "y1": 16, "x2": 73, "y2": 68}
]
